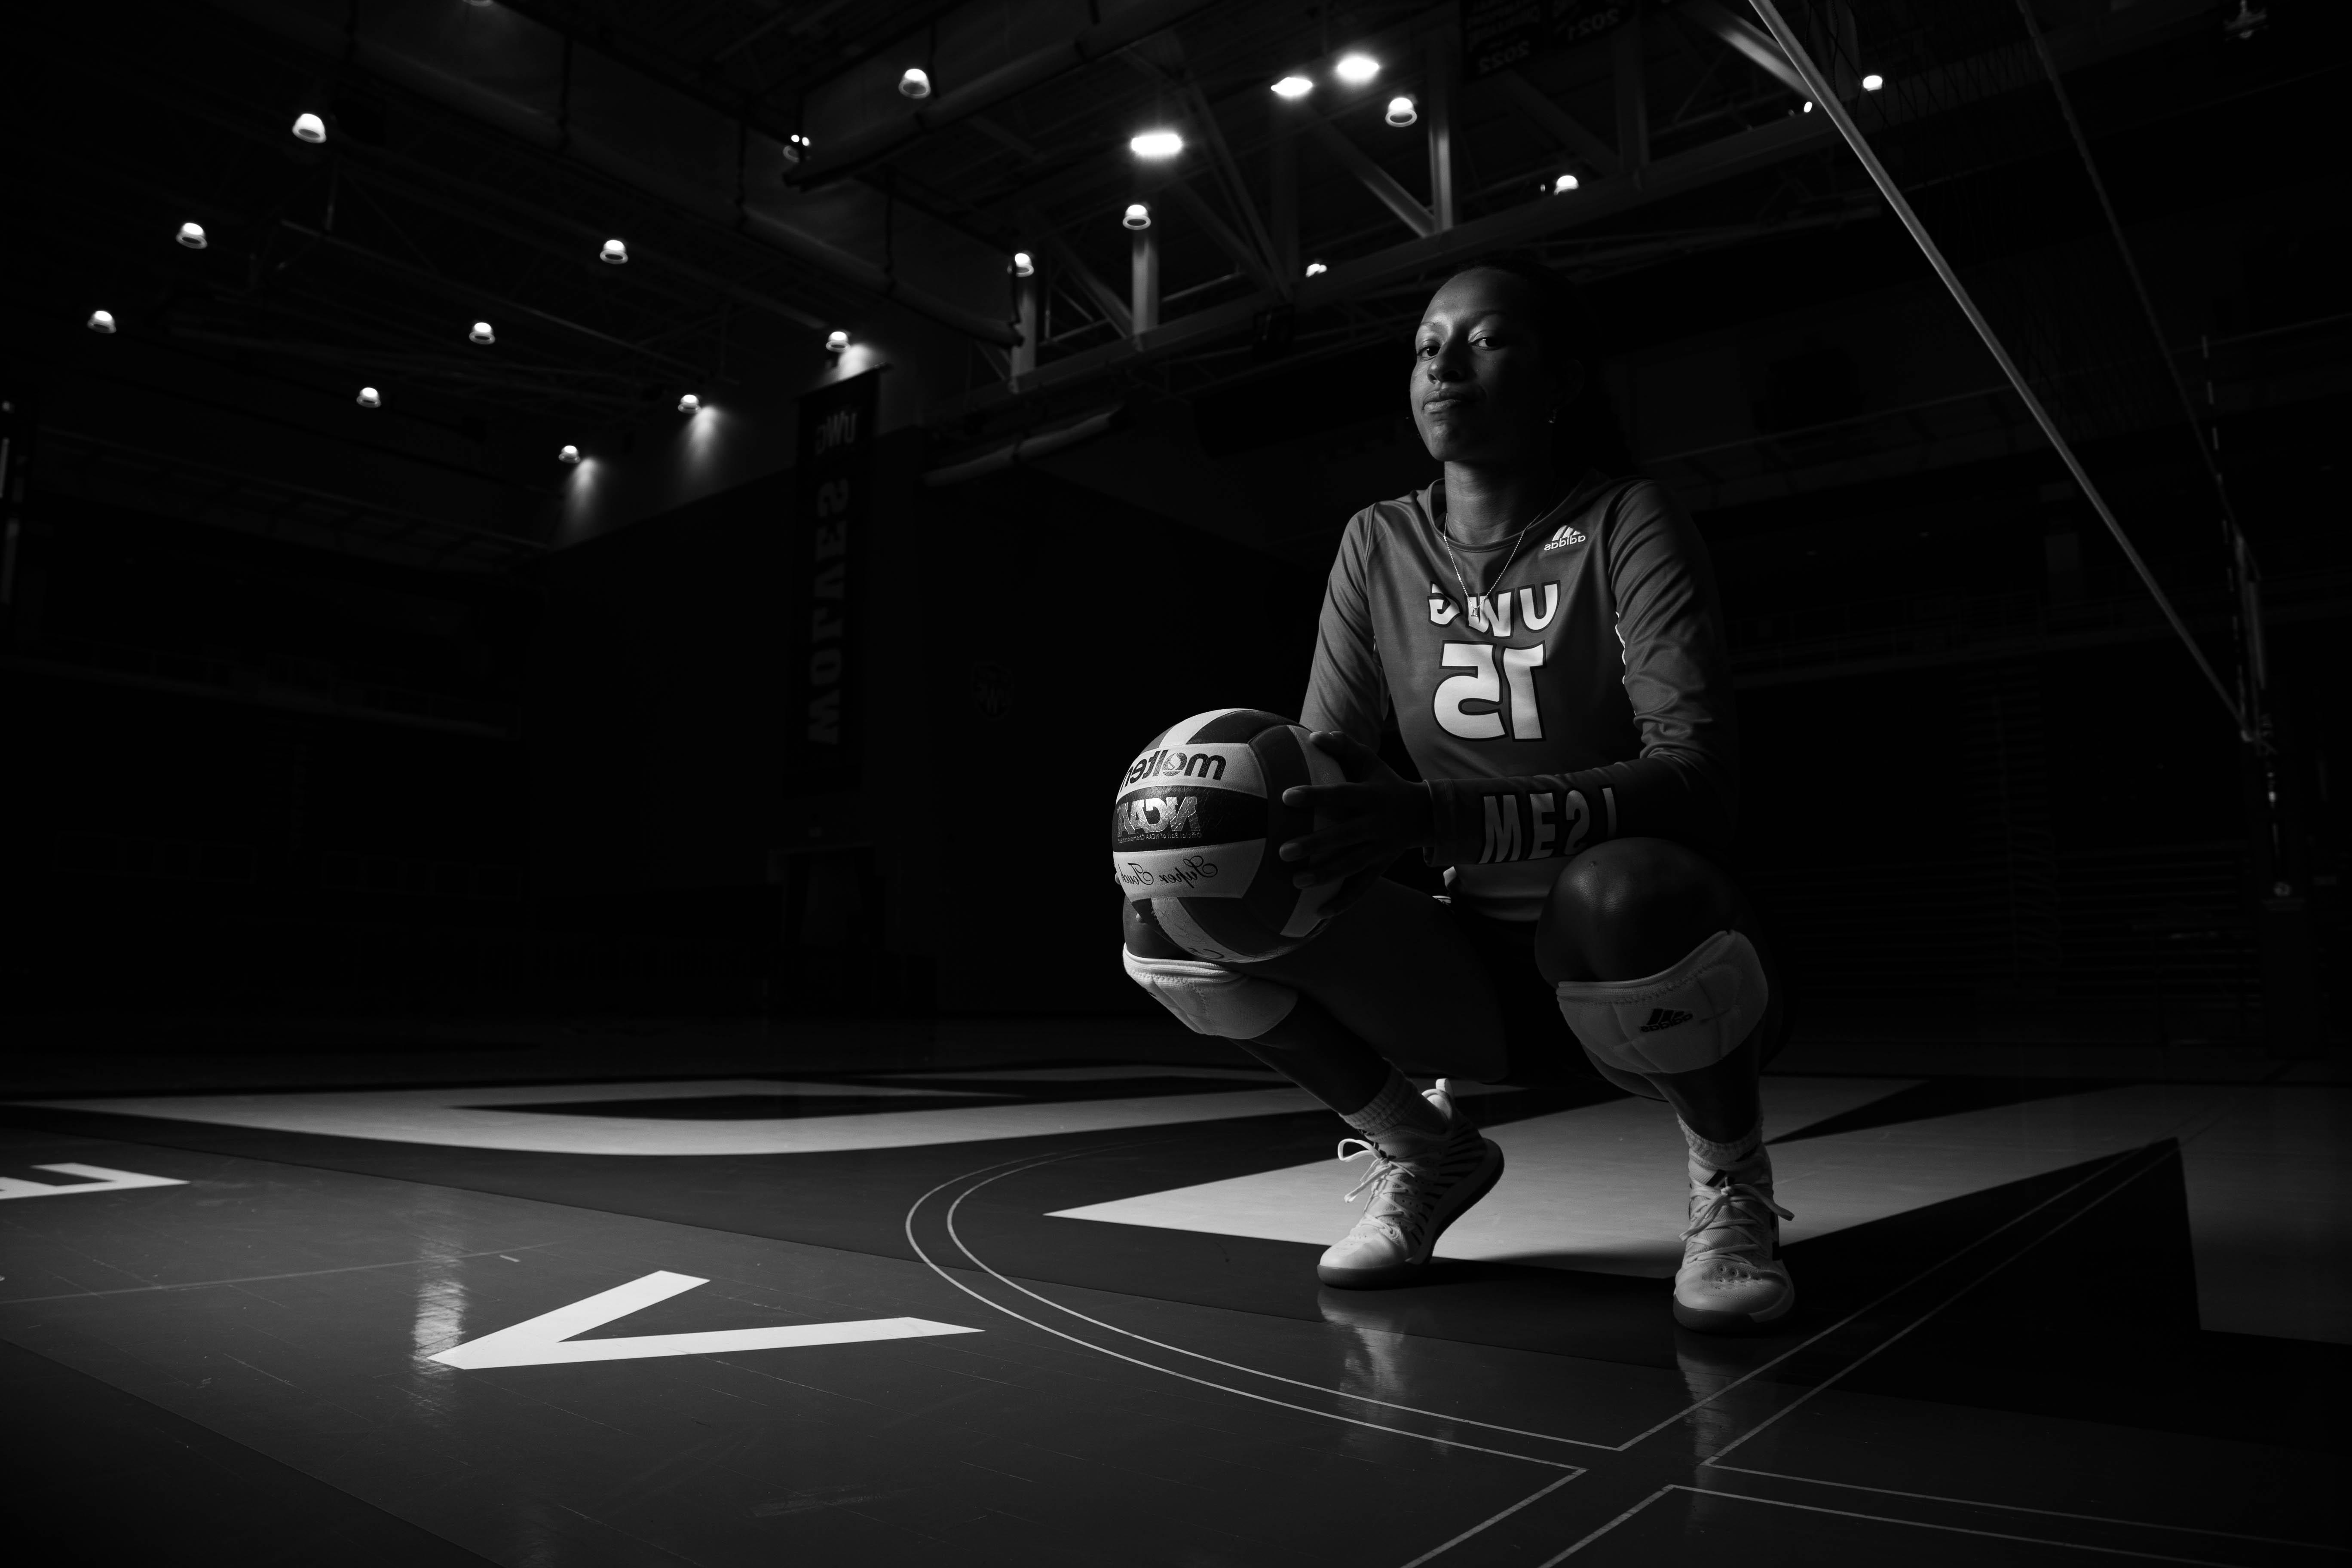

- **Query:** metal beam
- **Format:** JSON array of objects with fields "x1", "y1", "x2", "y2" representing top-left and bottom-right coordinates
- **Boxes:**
[
  {"x1": 1300, "y1": 114, "x2": 1436, "y2": 240},
  {"x1": 786, "y1": 0, "x2": 1223, "y2": 188},
  {"x1": 1674, "y1": 0, "x2": 1809, "y2": 98},
  {"x1": 934, "y1": 109, "x2": 1838, "y2": 419},
  {"x1": 1425, "y1": 18, "x2": 1458, "y2": 230},
  {"x1": 1131, "y1": 225, "x2": 1160, "y2": 337},
  {"x1": 217, "y1": 0, "x2": 1014, "y2": 344},
  {"x1": 924, "y1": 405, "x2": 1125, "y2": 485},
  {"x1": 1179, "y1": 80, "x2": 1283, "y2": 283},
  {"x1": 1270, "y1": 106, "x2": 1300, "y2": 281},
  {"x1": 1026, "y1": 213, "x2": 1132, "y2": 337},
  {"x1": 1491, "y1": 70, "x2": 1623, "y2": 178},
  {"x1": 1613, "y1": 9, "x2": 1651, "y2": 172},
  {"x1": 1161, "y1": 179, "x2": 1277, "y2": 294}
]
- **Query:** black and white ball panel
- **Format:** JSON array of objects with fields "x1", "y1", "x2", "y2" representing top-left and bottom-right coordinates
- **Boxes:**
[{"x1": 1111, "y1": 707, "x2": 1349, "y2": 963}]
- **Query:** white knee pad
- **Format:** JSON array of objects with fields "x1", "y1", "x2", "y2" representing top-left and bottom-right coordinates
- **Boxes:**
[
  {"x1": 1553, "y1": 929, "x2": 1767, "y2": 1077},
  {"x1": 1121, "y1": 946, "x2": 1299, "y2": 1039}
]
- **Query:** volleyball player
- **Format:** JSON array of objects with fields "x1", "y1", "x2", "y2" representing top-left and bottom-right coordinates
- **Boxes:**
[{"x1": 1121, "y1": 253, "x2": 1793, "y2": 1333}]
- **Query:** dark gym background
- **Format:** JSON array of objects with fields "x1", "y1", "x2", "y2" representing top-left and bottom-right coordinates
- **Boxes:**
[{"x1": 2, "y1": 0, "x2": 2340, "y2": 1060}]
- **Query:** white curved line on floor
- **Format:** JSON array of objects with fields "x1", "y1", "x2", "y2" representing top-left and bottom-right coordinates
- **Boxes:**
[
  {"x1": 901, "y1": 1149, "x2": 1583, "y2": 1471},
  {"x1": 940, "y1": 1147, "x2": 1617, "y2": 1450}
]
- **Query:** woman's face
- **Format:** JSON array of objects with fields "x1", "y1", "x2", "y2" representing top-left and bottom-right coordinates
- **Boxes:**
[{"x1": 1409, "y1": 269, "x2": 1574, "y2": 467}]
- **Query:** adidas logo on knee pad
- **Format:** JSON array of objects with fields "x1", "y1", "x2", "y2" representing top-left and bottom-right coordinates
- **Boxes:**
[{"x1": 1553, "y1": 930, "x2": 1768, "y2": 1076}]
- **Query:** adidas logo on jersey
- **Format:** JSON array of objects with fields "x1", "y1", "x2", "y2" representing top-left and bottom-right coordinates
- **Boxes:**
[
  {"x1": 1637, "y1": 1007, "x2": 1694, "y2": 1032},
  {"x1": 1541, "y1": 525, "x2": 1588, "y2": 552}
]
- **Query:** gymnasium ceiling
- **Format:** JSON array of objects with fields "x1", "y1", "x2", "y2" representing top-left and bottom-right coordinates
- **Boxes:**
[{"x1": 3, "y1": 0, "x2": 2334, "y2": 569}]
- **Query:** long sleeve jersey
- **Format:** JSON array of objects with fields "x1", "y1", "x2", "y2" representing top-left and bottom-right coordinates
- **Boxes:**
[{"x1": 1300, "y1": 471, "x2": 1739, "y2": 922}]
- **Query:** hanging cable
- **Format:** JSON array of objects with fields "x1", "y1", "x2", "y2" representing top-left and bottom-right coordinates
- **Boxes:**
[
  {"x1": 1744, "y1": 0, "x2": 2254, "y2": 746},
  {"x1": 2009, "y1": 0, "x2": 2246, "y2": 552}
]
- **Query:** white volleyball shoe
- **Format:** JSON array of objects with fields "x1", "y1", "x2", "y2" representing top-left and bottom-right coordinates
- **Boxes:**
[
  {"x1": 1673, "y1": 1150, "x2": 1796, "y2": 1333},
  {"x1": 1316, "y1": 1081, "x2": 1505, "y2": 1289}
]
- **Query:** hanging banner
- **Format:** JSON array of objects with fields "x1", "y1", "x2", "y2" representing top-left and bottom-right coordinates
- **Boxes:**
[
  {"x1": 786, "y1": 369, "x2": 879, "y2": 797},
  {"x1": 1463, "y1": 0, "x2": 1634, "y2": 80}
]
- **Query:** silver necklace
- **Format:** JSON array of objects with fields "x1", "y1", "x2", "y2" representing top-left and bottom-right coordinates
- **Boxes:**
[{"x1": 1432, "y1": 491, "x2": 1542, "y2": 606}]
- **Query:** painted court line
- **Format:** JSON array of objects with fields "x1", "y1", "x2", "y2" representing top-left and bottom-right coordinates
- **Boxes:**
[
  {"x1": 1703, "y1": 1125, "x2": 2227, "y2": 1467},
  {"x1": 1698, "y1": 1465, "x2": 2350, "y2": 1553},
  {"x1": 1701, "y1": 1145, "x2": 2170, "y2": 1465},
  {"x1": 1049, "y1": 1081, "x2": 2221, "y2": 1277},
  {"x1": 939, "y1": 1146, "x2": 1617, "y2": 1451},
  {"x1": 429, "y1": 1270, "x2": 980, "y2": 1369},
  {"x1": 1547, "y1": 1486, "x2": 2258, "y2": 1566},
  {"x1": 902, "y1": 1149, "x2": 1582, "y2": 1472},
  {"x1": 0, "y1": 1162, "x2": 189, "y2": 1200},
  {"x1": 20, "y1": 1078, "x2": 1339, "y2": 1155},
  {"x1": 1394, "y1": 1471, "x2": 1582, "y2": 1568}
]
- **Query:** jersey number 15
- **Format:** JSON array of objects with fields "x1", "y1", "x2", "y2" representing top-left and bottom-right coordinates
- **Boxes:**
[{"x1": 1435, "y1": 643, "x2": 1545, "y2": 741}]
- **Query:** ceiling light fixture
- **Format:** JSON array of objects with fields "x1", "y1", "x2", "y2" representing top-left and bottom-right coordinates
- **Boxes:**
[
  {"x1": 1554, "y1": 173, "x2": 1580, "y2": 193},
  {"x1": 600, "y1": 238, "x2": 628, "y2": 264},
  {"x1": 291, "y1": 111, "x2": 326, "y2": 144},
  {"x1": 177, "y1": 221, "x2": 208, "y2": 249},
  {"x1": 825, "y1": 329, "x2": 849, "y2": 353},
  {"x1": 1862, "y1": 72, "x2": 1885, "y2": 91},
  {"x1": 1334, "y1": 53, "x2": 1379, "y2": 85},
  {"x1": 677, "y1": 393, "x2": 701, "y2": 413},
  {"x1": 1272, "y1": 75, "x2": 1313, "y2": 99},
  {"x1": 899, "y1": 67, "x2": 931, "y2": 99},
  {"x1": 782, "y1": 132, "x2": 812, "y2": 165},
  {"x1": 558, "y1": 444, "x2": 581, "y2": 465},
  {"x1": 1012, "y1": 251, "x2": 1035, "y2": 277},
  {"x1": 468, "y1": 321, "x2": 495, "y2": 345},
  {"x1": 1122, "y1": 202, "x2": 1152, "y2": 230},
  {"x1": 87, "y1": 309, "x2": 117, "y2": 334},
  {"x1": 1303, "y1": 260, "x2": 1328, "y2": 278},
  {"x1": 357, "y1": 386, "x2": 381, "y2": 408},
  {"x1": 1129, "y1": 129, "x2": 1183, "y2": 159},
  {"x1": 1801, "y1": 100, "x2": 1815, "y2": 113},
  {"x1": 1385, "y1": 95, "x2": 1417, "y2": 127}
]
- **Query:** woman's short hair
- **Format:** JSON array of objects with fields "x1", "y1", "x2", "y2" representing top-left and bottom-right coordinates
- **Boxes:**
[{"x1": 1439, "y1": 250, "x2": 1639, "y2": 476}]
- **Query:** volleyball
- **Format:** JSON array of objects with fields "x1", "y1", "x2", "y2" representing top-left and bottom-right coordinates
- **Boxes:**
[{"x1": 1111, "y1": 707, "x2": 1353, "y2": 962}]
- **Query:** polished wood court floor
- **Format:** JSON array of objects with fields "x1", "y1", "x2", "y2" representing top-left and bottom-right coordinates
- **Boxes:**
[{"x1": 3, "y1": 1020, "x2": 2344, "y2": 1566}]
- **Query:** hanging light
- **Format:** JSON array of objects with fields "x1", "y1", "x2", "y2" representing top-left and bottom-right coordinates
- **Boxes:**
[
  {"x1": 599, "y1": 238, "x2": 628, "y2": 264},
  {"x1": 1129, "y1": 129, "x2": 1183, "y2": 159},
  {"x1": 1271, "y1": 75, "x2": 1313, "y2": 99},
  {"x1": 558, "y1": 444, "x2": 582, "y2": 465},
  {"x1": 677, "y1": 393, "x2": 701, "y2": 413},
  {"x1": 782, "y1": 131, "x2": 813, "y2": 165},
  {"x1": 1334, "y1": 53, "x2": 1379, "y2": 85},
  {"x1": 1384, "y1": 95, "x2": 1418, "y2": 127},
  {"x1": 291, "y1": 111, "x2": 327, "y2": 144},
  {"x1": 1122, "y1": 202, "x2": 1152, "y2": 230},
  {"x1": 177, "y1": 221, "x2": 208, "y2": 249},
  {"x1": 1862, "y1": 72, "x2": 1886, "y2": 91},
  {"x1": 898, "y1": 67, "x2": 931, "y2": 99},
  {"x1": 1012, "y1": 251, "x2": 1035, "y2": 277},
  {"x1": 825, "y1": 329, "x2": 849, "y2": 353},
  {"x1": 1303, "y1": 260, "x2": 1328, "y2": 278},
  {"x1": 356, "y1": 386, "x2": 381, "y2": 407},
  {"x1": 468, "y1": 321, "x2": 495, "y2": 345},
  {"x1": 1553, "y1": 173, "x2": 1580, "y2": 193},
  {"x1": 87, "y1": 309, "x2": 117, "y2": 334}
]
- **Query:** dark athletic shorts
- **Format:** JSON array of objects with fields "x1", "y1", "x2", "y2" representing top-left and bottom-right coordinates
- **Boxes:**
[{"x1": 1442, "y1": 897, "x2": 1788, "y2": 1094}]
